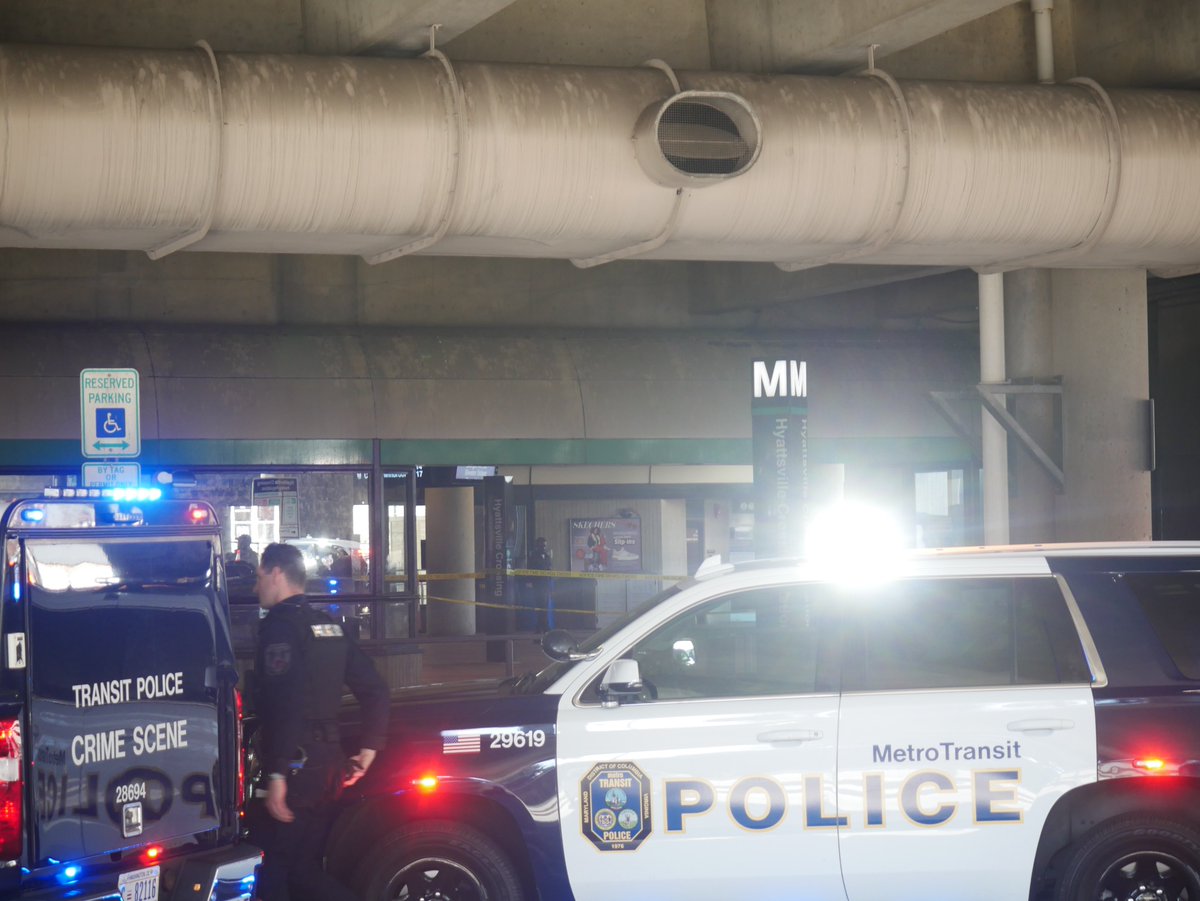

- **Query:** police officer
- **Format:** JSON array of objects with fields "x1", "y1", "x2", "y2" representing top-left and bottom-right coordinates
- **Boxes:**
[
  {"x1": 250, "y1": 543, "x2": 389, "y2": 901},
  {"x1": 527, "y1": 536, "x2": 554, "y2": 632}
]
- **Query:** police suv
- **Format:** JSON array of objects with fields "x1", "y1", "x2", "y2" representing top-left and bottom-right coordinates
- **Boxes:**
[
  {"x1": 0, "y1": 494, "x2": 259, "y2": 900},
  {"x1": 326, "y1": 544, "x2": 1200, "y2": 901}
]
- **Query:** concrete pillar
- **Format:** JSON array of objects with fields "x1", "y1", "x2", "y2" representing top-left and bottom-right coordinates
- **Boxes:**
[
  {"x1": 425, "y1": 487, "x2": 476, "y2": 636},
  {"x1": 1051, "y1": 269, "x2": 1151, "y2": 540},
  {"x1": 1005, "y1": 269, "x2": 1057, "y2": 543}
]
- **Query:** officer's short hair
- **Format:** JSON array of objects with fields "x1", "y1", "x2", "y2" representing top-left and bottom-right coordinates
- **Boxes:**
[{"x1": 261, "y1": 543, "x2": 306, "y2": 589}]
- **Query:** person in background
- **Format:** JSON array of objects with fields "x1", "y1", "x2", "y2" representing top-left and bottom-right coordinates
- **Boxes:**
[
  {"x1": 527, "y1": 536, "x2": 555, "y2": 632},
  {"x1": 236, "y1": 533, "x2": 259, "y2": 568},
  {"x1": 249, "y1": 543, "x2": 389, "y2": 901}
]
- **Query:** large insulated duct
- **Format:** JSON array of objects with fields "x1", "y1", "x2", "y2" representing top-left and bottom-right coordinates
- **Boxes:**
[{"x1": 2, "y1": 42, "x2": 1199, "y2": 272}]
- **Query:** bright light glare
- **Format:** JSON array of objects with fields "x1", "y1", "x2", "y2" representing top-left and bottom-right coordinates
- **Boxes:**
[{"x1": 804, "y1": 503, "x2": 908, "y2": 583}]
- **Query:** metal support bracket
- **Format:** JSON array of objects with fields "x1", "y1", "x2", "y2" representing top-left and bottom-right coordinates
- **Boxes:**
[{"x1": 929, "y1": 377, "x2": 1064, "y2": 489}]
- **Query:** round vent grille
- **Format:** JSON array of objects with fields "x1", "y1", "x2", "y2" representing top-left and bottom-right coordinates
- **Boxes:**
[
  {"x1": 657, "y1": 101, "x2": 752, "y2": 175},
  {"x1": 634, "y1": 91, "x2": 761, "y2": 188}
]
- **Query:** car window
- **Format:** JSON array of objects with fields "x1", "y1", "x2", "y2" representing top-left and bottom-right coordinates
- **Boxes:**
[
  {"x1": 582, "y1": 585, "x2": 835, "y2": 703},
  {"x1": 1122, "y1": 572, "x2": 1200, "y2": 679},
  {"x1": 842, "y1": 577, "x2": 1091, "y2": 691}
]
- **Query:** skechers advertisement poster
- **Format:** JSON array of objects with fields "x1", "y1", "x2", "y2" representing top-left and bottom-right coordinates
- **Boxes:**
[
  {"x1": 569, "y1": 517, "x2": 642, "y2": 573},
  {"x1": 751, "y1": 359, "x2": 808, "y2": 558}
]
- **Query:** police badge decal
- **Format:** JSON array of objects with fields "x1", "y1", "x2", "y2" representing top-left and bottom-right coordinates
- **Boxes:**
[{"x1": 264, "y1": 642, "x2": 291, "y2": 675}]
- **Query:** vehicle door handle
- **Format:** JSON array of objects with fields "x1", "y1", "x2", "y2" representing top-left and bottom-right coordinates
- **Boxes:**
[
  {"x1": 757, "y1": 729, "x2": 823, "y2": 744},
  {"x1": 1007, "y1": 718, "x2": 1074, "y2": 735}
]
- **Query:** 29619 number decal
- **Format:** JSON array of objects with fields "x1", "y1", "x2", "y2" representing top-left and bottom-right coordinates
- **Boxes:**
[{"x1": 490, "y1": 729, "x2": 546, "y2": 750}]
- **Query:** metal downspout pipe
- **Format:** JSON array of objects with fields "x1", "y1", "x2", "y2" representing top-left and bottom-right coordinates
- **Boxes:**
[
  {"x1": 1032, "y1": 0, "x2": 1056, "y2": 85},
  {"x1": 977, "y1": 0, "x2": 1056, "y2": 545},
  {"x1": 979, "y1": 273, "x2": 1010, "y2": 545}
]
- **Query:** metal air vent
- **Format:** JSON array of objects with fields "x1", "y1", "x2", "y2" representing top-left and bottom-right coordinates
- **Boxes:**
[{"x1": 634, "y1": 91, "x2": 761, "y2": 188}]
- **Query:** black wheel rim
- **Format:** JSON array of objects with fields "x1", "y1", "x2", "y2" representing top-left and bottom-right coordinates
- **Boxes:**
[
  {"x1": 1095, "y1": 850, "x2": 1200, "y2": 901},
  {"x1": 387, "y1": 855, "x2": 487, "y2": 901}
]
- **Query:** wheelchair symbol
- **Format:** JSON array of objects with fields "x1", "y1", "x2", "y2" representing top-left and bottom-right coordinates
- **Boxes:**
[{"x1": 96, "y1": 408, "x2": 126, "y2": 438}]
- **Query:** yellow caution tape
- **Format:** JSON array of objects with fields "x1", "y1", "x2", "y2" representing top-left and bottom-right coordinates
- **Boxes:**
[
  {"x1": 419, "y1": 568, "x2": 687, "y2": 583},
  {"x1": 422, "y1": 594, "x2": 600, "y2": 617}
]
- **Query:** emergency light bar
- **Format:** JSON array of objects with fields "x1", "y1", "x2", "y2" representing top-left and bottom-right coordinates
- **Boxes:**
[
  {"x1": 42, "y1": 487, "x2": 161, "y2": 501},
  {"x1": 7, "y1": 498, "x2": 218, "y2": 529}
]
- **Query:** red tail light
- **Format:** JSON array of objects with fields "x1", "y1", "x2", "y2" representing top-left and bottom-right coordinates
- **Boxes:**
[
  {"x1": 234, "y1": 690, "x2": 245, "y2": 814},
  {"x1": 1134, "y1": 757, "x2": 1167, "y2": 774},
  {"x1": 0, "y1": 719, "x2": 22, "y2": 859}
]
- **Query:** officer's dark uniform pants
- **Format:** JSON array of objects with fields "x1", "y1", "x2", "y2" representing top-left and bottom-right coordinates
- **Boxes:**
[{"x1": 250, "y1": 744, "x2": 359, "y2": 901}]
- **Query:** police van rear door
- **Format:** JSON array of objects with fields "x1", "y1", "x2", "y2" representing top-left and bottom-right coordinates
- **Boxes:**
[{"x1": 17, "y1": 503, "x2": 227, "y2": 863}]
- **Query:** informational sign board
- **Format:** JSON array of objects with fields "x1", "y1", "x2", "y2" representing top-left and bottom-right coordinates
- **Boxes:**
[
  {"x1": 81, "y1": 462, "x2": 141, "y2": 488},
  {"x1": 751, "y1": 359, "x2": 808, "y2": 558},
  {"x1": 569, "y1": 517, "x2": 642, "y2": 574},
  {"x1": 80, "y1": 369, "x2": 140, "y2": 458},
  {"x1": 251, "y1": 477, "x2": 300, "y2": 539},
  {"x1": 479, "y1": 475, "x2": 514, "y2": 638}
]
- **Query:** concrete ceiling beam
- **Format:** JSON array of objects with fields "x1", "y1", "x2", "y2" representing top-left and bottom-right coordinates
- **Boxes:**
[
  {"x1": 706, "y1": 0, "x2": 1018, "y2": 73},
  {"x1": 303, "y1": 0, "x2": 518, "y2": 55},
  {"x1": 688, "y1": 264, "x2": 960, "y2": 314}
]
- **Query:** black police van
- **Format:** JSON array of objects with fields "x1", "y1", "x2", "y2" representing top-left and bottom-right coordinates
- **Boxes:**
[{"x1": 0, "y1": 492, "x2": 260, "y2": 900}]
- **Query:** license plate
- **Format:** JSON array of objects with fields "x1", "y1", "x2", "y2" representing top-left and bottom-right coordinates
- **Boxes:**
[{"x1": 119, "y1": 865, "x2": 160, "y2": 901}]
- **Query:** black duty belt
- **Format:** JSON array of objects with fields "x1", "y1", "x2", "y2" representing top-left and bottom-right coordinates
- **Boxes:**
[{"x1": 307, "y1": 721, "x2": 340, "y2": 744}]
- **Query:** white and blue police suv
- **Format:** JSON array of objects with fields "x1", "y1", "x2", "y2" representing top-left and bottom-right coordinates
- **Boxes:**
[
  {"x1": 325, "y1": 544, "x2": 1200, "y2": 901},
  {"x1": 0, "y1": 494, "x2": 259, "y2": 900}
]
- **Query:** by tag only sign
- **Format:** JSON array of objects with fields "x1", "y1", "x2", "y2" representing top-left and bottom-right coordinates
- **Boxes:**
[
  {"x1": 82, "y1": 462, "x2": 142, "y2": 488},
  {"x1": 80, "y1": 369, "x2": 141, "y2": 458}
]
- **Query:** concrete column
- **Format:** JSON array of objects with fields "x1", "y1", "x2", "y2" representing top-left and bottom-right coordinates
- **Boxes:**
[
  {"x1": 1005, "y1": 269, "x2": 1057, "y2": 543},
  {"x1": 425, "y1": 487, "x2": 476, "y2": 636},
  {"x1": 1051, "y1": 270, "x2": 1151, "y2": 540}
]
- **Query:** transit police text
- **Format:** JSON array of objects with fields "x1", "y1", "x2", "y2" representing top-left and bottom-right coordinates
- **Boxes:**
[{"x1": 68, "y1": 671, "x2": 190, "y2": 765}]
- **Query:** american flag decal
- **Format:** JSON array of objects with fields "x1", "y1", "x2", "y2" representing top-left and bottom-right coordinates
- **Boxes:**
[{"x1": 442, "y1": 733, "x2": 482, "y2": 755}]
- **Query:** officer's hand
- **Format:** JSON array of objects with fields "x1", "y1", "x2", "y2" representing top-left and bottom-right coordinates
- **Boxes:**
[
  {"x1": 265, "y1": 777, "x2": 294, "y2": 823},
  {"x1": 343, "y1": 748, "x2": 376, "y2": 786}
]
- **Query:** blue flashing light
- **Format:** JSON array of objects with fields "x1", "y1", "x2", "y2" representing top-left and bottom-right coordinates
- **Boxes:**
[
  {"x1": 12, "y1": 581, "x2": 20, "y2": 602},
  {"x1": 110, "y1": 487, "x2": 162, "y2": 502},
  {"x1": 63, "y1": 866, "x2": 80, "y2": 879},
  {"x1": 20, "y1": 508, "x2": 45, "y2": 523}
]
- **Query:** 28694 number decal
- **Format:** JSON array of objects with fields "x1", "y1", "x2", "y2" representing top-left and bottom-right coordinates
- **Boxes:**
[
  {"x1": 115, "y1": 781, "x2": 147, "y2": 804},
  {"x1": 490, "y1": 729, "x2": 546, "y2": 750}
]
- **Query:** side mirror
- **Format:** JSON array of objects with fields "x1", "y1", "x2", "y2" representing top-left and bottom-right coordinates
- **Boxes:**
[
  {"x1": 599, "y1": 658, "x2": 645, "y2": 708},
  {"x1": 543, "y1": 628, "x2": 607, "y2": 662},
  {"x1": 540, "y1": 629, "x2": 577, "y2": 661}
]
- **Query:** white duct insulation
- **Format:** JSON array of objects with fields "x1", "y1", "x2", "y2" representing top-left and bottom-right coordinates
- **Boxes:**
[{"x1": 2, "y1": 43, "x2": 1200, "y2": 271}]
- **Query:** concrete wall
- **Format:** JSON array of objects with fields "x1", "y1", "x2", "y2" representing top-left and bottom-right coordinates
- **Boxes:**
[{"x1": 0, "y1": 323, "x2": 976, "y2": 444}]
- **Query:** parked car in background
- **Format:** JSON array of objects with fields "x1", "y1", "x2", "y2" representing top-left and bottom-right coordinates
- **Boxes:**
[{"x1": 288, "y1": 539, "x2": 367, "y2": 587}]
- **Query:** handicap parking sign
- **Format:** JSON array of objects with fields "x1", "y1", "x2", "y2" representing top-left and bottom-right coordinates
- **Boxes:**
[
  {"x1": 80, "y1": 369, "x2": 140, "y2": 458},
  {"x1": 97, "y1": 408, "x2": 126, "y2": 439}
]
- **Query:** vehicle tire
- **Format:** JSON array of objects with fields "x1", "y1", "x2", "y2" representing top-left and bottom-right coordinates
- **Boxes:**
[
  {"x1": 1053, "y1": 816, "x2": 1200, "y2": 901},
  {"x1": 357, "y1": 818, "x2": 525, "y2": 901}
]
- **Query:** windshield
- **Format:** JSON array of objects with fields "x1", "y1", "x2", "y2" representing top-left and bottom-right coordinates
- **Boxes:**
[{"x1": 512, "y1": 584, "x2": 684, "y2": 694}]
